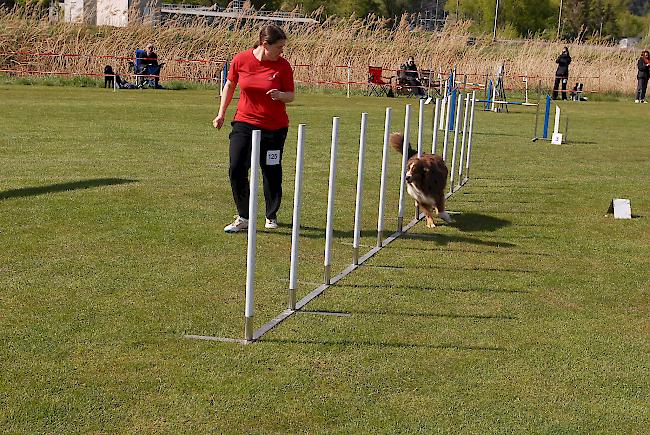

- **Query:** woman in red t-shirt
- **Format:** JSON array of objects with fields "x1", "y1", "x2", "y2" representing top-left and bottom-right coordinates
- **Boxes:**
[{"x1": 213, "y1": 25, "x2": 295, "y2": 233}]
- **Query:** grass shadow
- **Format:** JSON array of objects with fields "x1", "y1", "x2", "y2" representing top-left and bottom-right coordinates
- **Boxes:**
[
  {"x1": 261, "y1": 337, "x2": 507, "y2": 351},
  {"x1": 0, "y1": 178, "x2": 138, "y2": 200},
  {"x1": 345, "y1": 308, "x2": 518, "y2": 321},
  {"x1": 335, "y1": 283, "x2": 531, "y2": 294},
  {"x1": 400, "y1": 232, "x2": 516, "y2": 248},
  {"x1": 449, "y1": 212, "x2": 511, "y2": 232}
]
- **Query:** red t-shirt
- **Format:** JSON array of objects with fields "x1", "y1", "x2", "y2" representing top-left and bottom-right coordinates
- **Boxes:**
[{"x1": 228, "y1": 49, "x2": 294, "y2": 130}]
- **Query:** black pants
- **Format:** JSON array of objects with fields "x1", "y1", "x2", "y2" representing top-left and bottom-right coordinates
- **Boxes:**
[
  {"x1": 553, "y1": 77, "x2": 568, "y2": 100},
  {"x1": 228, "y1": 121, "x2": 288, "y2": 220},
  {"x1": 636, "y1": 78, "x2": 648, "y2": 101}
]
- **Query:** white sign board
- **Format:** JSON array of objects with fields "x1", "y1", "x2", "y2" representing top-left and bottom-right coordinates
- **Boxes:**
[{"x1": 609, "y1": 198, "x2": 632, "y2": 219}]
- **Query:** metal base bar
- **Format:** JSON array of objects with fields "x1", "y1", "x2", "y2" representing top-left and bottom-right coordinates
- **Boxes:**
[
  {"x1": 184, "y1": 335, "x2": 251, "y2": 345},
  {"x1": 244, "y1": 316, "x2": 253, "y2": 342},
  {"x1": 288, "y1": 288, "x2": 296, "y2": 310},
  {"x1": 324, "y1": 265, "x2": 331, "y2": 285}
]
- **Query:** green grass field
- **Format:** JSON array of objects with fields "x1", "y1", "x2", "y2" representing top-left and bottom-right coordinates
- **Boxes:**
[{"x1": 1, "y1": 85, "x2": 648, "y2": 432}]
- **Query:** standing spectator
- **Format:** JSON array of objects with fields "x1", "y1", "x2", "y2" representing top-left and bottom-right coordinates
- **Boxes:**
[
  {"x1": 635, "y1": 50, "x2": 649, "y2": 103},
  {"x1": 553, "y1": 47, "x2": 572, "y2": 100},
  {"x1": 213, "y1": 25, "x2": 295, "y2": 233}
]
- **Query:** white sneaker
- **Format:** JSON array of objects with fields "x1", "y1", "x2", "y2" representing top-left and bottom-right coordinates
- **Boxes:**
[
  {"x1": 224, "y1": 215, "x2": 248, "y2": 233},
  {"x1": 265, "y1": 218, "x2": 278, "y2": 229},
  {"x1": 635, "y1": 99, "x2": 640, "y2": 103}
]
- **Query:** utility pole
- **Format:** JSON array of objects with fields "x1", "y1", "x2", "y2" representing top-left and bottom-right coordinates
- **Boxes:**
[
  {"x1": 557, "y1": 0, "x2": 563, "y2": 40},
  {"x1": 493, "y1": 0, "x2": 499, "y2": 41}
]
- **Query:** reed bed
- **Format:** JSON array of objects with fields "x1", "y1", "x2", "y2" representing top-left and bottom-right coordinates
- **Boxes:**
[{"x1": 0, "y1": 9, "x2": 641, "y2": 95}]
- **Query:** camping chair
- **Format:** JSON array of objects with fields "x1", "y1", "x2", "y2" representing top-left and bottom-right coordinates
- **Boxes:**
[{"x1": 367, "y1": 66, "x2": 394, "y2": 97}]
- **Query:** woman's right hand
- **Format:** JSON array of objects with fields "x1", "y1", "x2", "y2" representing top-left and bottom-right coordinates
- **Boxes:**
[{"x1": 213, "y1": 114, "x2": 225, "y2": 129}]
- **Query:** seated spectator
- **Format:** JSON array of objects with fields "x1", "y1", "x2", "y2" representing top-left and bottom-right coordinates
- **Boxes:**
[
  {"x1": 400, "y1": 56, "x2": 426, "y2": 97},
  {"x1": 142, "y1": 43, "x2": 163, "y2": 89}
]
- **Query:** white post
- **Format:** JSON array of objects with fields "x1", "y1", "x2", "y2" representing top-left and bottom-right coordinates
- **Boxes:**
[
  {"x1": 219, "y1": 70, "x2": 225, "y2": 97},
  {"x1": 323, "y1": 117, "x2": 339, "y2": 285},
  {"x1": 442, "y1": 93, "x2": 452, "y2": 160},
  {"x1": 439, "y1": 83, "x2": 448, "y2": 131},
  {"x1": 417, "y1": 98, "x2": 425, "y2": 157},
  {"x1": 450, "y1": 92, "x2": 463, "y2": 193},
  {"x1": 288, "y1": 124, "x2": 306, "y2": 310},
  {"x1": 244, "y1": 130, "x2": 261, "y2": 342},
  {"x1": 554, "y1": 106, "x2": 561, "y2": 134},
  {"x1": 432, "y1": 97, "x2": 440, "y2": 154},
  {"x1": 377, "y1": 107, "x2": 391, "y2": 247},
  {"x1": 397, "y1": 104, "x2": 411, "y2": 232},
  {"x1": 347, "y1": 60, "x2": 351, "y2": 99},
  {"x1": 464, "y1": 91, "x2": 477, "y2": 180},
  {"x1": 113, "y1": 73, "x2": 117, "y2": 92},
  {"x1": 352, "y1": 113, "x2": 368, "y2": 265},
  {"x1": 458, "y1": 93, "x2": 471, "y2": 182}
]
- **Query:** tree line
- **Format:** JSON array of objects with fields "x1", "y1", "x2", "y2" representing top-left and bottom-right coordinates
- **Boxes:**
[{"x1": 5, "y1": 0, "x2": 650, "y2": 41}]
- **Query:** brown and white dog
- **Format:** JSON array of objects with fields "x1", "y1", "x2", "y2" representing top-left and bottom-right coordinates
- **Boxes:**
[{"x1": 390, "y1": 132, "x2": 452, "y2": 228}]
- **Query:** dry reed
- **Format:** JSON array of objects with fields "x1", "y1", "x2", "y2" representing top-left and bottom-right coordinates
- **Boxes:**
[{"x1": 0, "y1": 9, "x2": 642, "y2": 95}]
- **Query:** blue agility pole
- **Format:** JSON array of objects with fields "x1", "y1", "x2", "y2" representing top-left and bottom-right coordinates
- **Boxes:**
[
  {"x1": 542, "y1": 95, "x2": 551, "y2": 139},
  {"x1": 449, "y1": 89, "x2": 457, "y2": 131}
]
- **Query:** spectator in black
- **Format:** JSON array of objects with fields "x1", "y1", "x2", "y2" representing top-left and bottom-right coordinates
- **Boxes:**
[
  {"x1": 401, "y1": 56, "x2": 426, "y2": 97},
  {"x1": 553, "y1": 47, "x2": 571, "y2": 100},
  {"x1": 635, "y1": 50, "x2": 649, "y2": 103}
]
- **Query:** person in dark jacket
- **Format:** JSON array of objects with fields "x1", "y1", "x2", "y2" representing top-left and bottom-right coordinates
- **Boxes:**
[
  {"x1": 553, "y1": 47, "x2": 572, "y2": 100},
  {"x1": 635, "y1": 50, "x2": 649, "y2": 103},
  {"x1": 400, "y1": 56, "x2": 426, "y2": 97}
]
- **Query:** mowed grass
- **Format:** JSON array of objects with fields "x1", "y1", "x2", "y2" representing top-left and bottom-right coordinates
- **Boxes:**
[{"x1": 0, "y1": 85, "x2": 648, "y2": 432}]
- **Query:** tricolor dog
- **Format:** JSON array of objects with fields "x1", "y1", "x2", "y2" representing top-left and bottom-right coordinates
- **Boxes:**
[{"x1": 390, "y1": 132, "x2": 452, "y2": 228}]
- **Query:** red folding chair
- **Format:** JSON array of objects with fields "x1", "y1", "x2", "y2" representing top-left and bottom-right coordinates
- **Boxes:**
[{"x1": 367, "y1": 66, "x2": 394, "y2": 97}]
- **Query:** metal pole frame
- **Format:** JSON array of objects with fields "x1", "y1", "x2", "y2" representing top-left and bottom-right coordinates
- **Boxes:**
[
  {"x1": 323, "y1": 117, "x2": 340, "y2": 285},
  {"x1": 352, "y1": 113, "x2": 369, "y2": 265},
  {"x1": 397, "y1": 104, "x2": 411, "y2": 233},
  {"x1": 244, "y1": 130, "x2": 261, "y2": 342},
  {"x1": 377, "y1": 108, "x2": 391, "y2": 247},
  {"x1": 288, "y1": 124, "x2": 306, "y2": 310}
]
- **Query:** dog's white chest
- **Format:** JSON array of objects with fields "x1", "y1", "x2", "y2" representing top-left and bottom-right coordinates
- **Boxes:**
[{"x1": 407, "y1": 183, "x2": 434, "y2": 205}]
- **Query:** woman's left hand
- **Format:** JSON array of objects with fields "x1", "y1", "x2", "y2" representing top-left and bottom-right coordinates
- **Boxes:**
[{"x1": 266, "y1": 89, "x2": 284, "y2": 101}]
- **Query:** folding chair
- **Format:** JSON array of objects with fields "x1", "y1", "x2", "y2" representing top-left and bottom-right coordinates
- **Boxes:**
[{"x1": 367, "y1": 66, "x2": 394, "y2": 97}]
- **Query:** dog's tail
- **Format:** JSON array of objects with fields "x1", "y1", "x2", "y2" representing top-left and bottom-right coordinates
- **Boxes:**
[{"x1": 389, "y1": 132, "x2": 417, "y2": 158}]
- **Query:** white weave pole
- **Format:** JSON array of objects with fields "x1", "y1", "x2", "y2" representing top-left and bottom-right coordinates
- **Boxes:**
[
  {"x1": 377, "y1": 107, "x2": 391, "y2": 247},
  {"x1": 553, "y1": 106, "x2": 561, "y2": 135},
  {"x1": 464, "y1": 91, "x2": 477, "y2": 180},
  {"x1": 439, "y1": 82, "x2": 448, "y2": 131},
  {"x1": 442, "y1": 93, "x2": 452, "y2": 160},
  {"x1": 352, "y1": 113, "x2": 368, "y2": 265},
  {"x1": 288, "y1": 124, "x2": 306, "y2": 310},
  {"x1": 449, "y1": 91, "x2": 463, "y2": 193},
  {"x1": 397, "y1": 104, "x2": 411, "y2": 232},
  {"x1": 417, "y1": 98, "x2": 425, "y2": 157},
  {"x1": 323, "y1": 117, "x2": 340, "y2": 285},
  {"x1": 458, "y1": 93, "x2": 471, "y2": 182},
  {"x1": 432, "y1": 97, "x2": 440, "y2": 154},
  {"x1": 244, "y1": 130, "x2": 261, "y2": 342}
]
